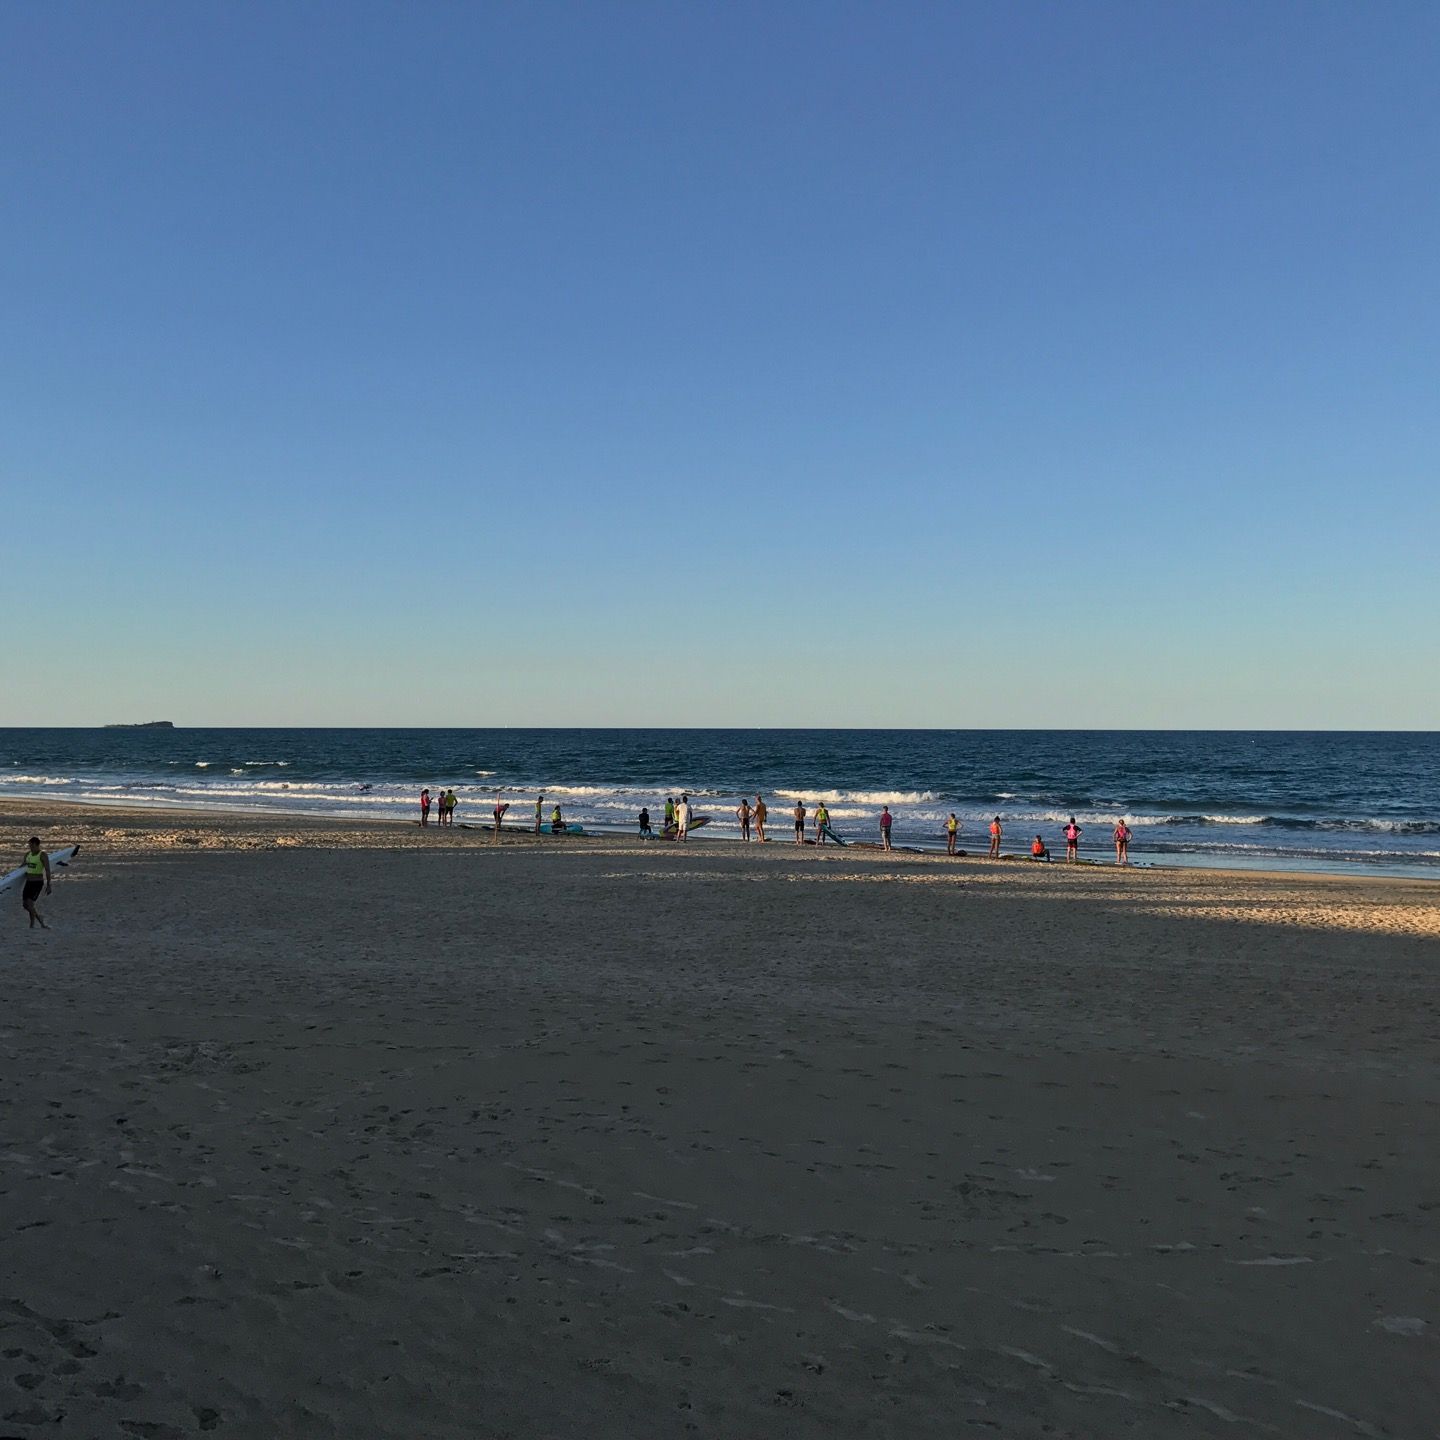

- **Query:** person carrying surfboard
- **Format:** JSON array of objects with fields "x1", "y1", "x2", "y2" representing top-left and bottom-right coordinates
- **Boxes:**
[
  {"x1": 814, "y1": 803, "x2": 830, "y2": 844},
  {"x1": 19, "y1": 838, "x2": 51, "y2": 930}
]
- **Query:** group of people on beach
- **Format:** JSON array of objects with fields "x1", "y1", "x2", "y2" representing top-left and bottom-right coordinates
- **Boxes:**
[
  {"x1": 418, "y1": 788, "x2": 459, "y2": 826},
  {"x1": 415, "y1": 785, "x2": 1135, "y2": 864}
]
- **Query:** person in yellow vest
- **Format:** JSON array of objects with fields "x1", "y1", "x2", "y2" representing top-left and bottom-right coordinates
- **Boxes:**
[
  {"x1": 19, "y1": 837, "x2": 51, "y2": 929},
  {"x1": 946, "y1": 813, "x2": 959, "y2": 856},
  {"x1": 551, "y1": 803, "x2": 567, "y2": 834}
]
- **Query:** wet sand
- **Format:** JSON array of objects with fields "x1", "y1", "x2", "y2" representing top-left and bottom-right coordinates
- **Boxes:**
[{"x1": 2, "y1": 800, "x2": 1436, "y2": 1438}]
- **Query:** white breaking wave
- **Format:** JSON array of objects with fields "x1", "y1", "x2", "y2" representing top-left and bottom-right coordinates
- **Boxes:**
[{"x1": 773, "y1": 789, "x2": 939, "y2": 806}]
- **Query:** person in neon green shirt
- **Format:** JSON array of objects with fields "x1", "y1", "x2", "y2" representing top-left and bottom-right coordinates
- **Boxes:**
[
  {"x1": 19, "y1": 837, "x2": 51, "y2": 929},
  {"x1": 946, "y1": 813, "x2": 959, "y2": 856}
]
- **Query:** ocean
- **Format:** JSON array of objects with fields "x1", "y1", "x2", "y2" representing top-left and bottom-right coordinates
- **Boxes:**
[{"x1": 4, "y1": 729, "x2": 1438, "y2": 878}]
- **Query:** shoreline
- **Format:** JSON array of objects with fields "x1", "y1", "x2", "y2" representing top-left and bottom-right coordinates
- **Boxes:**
[{"x1": 4, "y1": 792, "x2": 1436, "y2": 887}]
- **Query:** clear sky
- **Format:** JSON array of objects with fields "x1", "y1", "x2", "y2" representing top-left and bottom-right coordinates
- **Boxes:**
[{"x1": 4, "y1": 1, "x2": 1436, "y2": 727}]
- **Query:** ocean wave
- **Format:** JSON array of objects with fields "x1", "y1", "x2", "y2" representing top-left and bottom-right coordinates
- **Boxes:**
[
  {"x1": 8, "y1": 774, "x2": 74, "y2": 786},
  {"x1": 773, "y1": 789, "x2": 939, "y2": 806}
]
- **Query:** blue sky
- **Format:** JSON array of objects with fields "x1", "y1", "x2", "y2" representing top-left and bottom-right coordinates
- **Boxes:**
[{"x1": 4, "y1": 1, "x2": 1436, "y2": 726}]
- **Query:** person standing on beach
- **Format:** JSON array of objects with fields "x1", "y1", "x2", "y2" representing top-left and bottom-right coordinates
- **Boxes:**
[
  {"x1": 445, "y1": 790, "x2": 459, "y2": 826},
  {"x1": 1114, "y1": 819, "x2": 1132, "y2": 865},
  {"x1": 754, "y1": 795, "x2": 767, "y2": 842},
  {"x1": 814, "y1": 802, "x2": 830, "y2": 843},
  {"x1": 1064, "y1": 816, "x2": 1081, "y2": 861},
  {"x1": 676, "y1": 793, "x2": 692, "y2": 842},
  {"x1": 420, "y1": 788, "x2": 431, "y2": 826},
  {"x1": 18, "y1": 838, "x2": 51, "y2": 929},
  {"x1": 988, "y1": 815, "x2": 1003, "y2": 859},
  {"x1": 737, "y1": 797, "x2": 751, "y2": 841},
  {"x1": 663, "y1": 796, "x2": 676, "y2": 839},
  {"x1": 793, "y1": 800, "x2": 806, "y2": 843},
  {"x1": 493, "y1": 797, "x2": 508, "y2": 833},
  {"x1": 534, "y1": 794, "x2": 544, "y2": 835},
  {"x1": 946, "y1": 813, "x2": 958, "y2": 856},
  {"x1": 880, "y1": 805, "x2": 893, "y2": 850}
]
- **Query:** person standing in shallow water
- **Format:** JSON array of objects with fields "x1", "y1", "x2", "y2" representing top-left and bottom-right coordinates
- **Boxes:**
[
  {"x1": 419, "y1": 788, "x2": 431, "y2": 826},
  {"x1": 534, "y1": 794, "x2": 544, "y2": 835},
  {"x1": 988, "y1": 815, "x2": 1003, "y2": 859},
  {"x1": 1064, "y1": 816, "x2": 1081, "y2": 862},
  {"x1": 736, "y1": 797, "x2": 751, "y2": 842},
  {"x1": 19, "y1": 838, "x2": 51, "y2": 929},
  {"x1": 946, "y1": 813, "x2": 958, "y2": 856},
  {"x1": 879, "y1": 806, "x2": 893, "y2": 850},
  {"x1": 793, "y1": 799, "x2": 806, "y2": 843},
  {"x1": 753, "y1": 795, "x2": 767, "y2": 843},
  {"x1": 1114, "y1": 819, "x2": 1132, "y2": 865}
]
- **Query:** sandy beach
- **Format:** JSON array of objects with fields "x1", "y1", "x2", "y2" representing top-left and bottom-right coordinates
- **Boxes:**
[{"x1": 1, "y1": 799, "x2": 1436, "y2": 1438}]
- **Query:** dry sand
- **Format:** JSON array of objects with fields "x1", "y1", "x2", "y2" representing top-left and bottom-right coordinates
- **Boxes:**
[{"x1": 1, "y1": 800, "x2": 1436, "y2": 1438}]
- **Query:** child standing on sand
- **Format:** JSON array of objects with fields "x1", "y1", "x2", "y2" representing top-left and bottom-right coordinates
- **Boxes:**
[
  {"x1": 420, "y1": 788, "x2": 431, "y2": 826},
  {"x1": 1064, "y1": 816, "x2": 1081, "y2": 861},
  {"x1": 988, "y1": 815, "x2": 1002, "y2": 859},
  {"x1": 19, "y1": 838, "x2": 51, "y2": 929},
  {"x1": 946, "y1": 813, "x2": 958, "y2": 855},
  {"x1": 880, "y1": 806, "x2": 893, "y2": 850},
  {"x1": 1114, "y1": 820, "x2": 1132, "y2": 865}
]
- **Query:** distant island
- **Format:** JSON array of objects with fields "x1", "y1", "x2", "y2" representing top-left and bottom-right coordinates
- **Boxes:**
[{"x1": 103, "y1": 721, "x2": 175, "y2": 729}]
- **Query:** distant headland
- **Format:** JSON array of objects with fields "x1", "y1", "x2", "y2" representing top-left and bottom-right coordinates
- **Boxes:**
[{"x1": 103, "y1": 721, "x2": 176, "y2": 729}]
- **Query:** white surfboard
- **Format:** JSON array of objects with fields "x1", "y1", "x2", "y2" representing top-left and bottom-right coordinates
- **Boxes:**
[{"x1": 0, "y1": 844, "x2": 82, "y2": 896}]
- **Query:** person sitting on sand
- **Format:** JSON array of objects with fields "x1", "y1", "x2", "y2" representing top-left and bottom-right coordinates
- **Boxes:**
[
  {"x1": 814, "y1": 803, "x2": 830, "y2": 843},
  {"x1": 1114, "y1": 820, "x2": 1131, "y2": 865},
  {"x1": 737, "y1": 797, "x2": 751, "y2": 841},
  {"x1": 988, "y1": 815, "x2": 1002, "y2": 859},
  {"x1": 793, "y1": 800, "x2": 806, "y2": 843},
  {"x1": 1064, "y1": 816, "x2": 1081, "y2": 861},
  {"x1": 19, "y1": 837, "x2": 51, "y2": 929},
  {"x1": 880, "y1": 805, "x2": 893, "y2": 851},
  {"x1": 754, "y1": 795, "x2": 767, "y2": 842},
  {"x1": 638, "y1": 806, "x2": 652, "y2": 838},
  {"x1": 551, "y1": 803, "x2": 567, "y2": 834},
  {"x1": 946, "y1": 813, "x2": 958, "y2": 856},
  {"x1": 1031, "y1": 834, "x2": 1051, "y2": 862},
  {"x1": 420, "y1": 788, "x2": 431, "y2": 826}
]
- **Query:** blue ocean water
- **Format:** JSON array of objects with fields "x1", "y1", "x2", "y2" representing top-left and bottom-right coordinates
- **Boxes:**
[{"x1": 2, "y1": 729, "x2": 1438, "y2": 878}]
